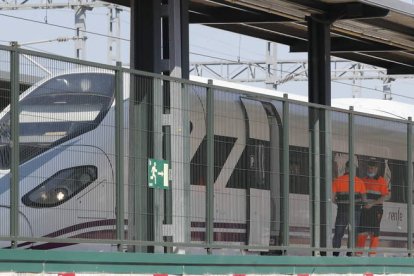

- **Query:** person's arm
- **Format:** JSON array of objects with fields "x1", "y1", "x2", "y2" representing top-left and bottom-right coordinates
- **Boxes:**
[
  {"x1": 361, "y1": 193, "x2": 367, "y2": 205},
  {"x1": 364, "y1": 195, "x2": 385, "y2": 209},
  {"x1": 365, "y1": 178, "x2": 388, "y2": 209},
  {"x1": 332, "y1": 179, "x2": 337, "y2": 204}
]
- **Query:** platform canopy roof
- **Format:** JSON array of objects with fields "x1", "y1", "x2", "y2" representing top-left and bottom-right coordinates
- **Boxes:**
[{"x1": 103, "y1": 0, "x2": 414, "y2": 75}]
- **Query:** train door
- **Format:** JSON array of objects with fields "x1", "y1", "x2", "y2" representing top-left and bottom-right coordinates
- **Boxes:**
[
  {"x1": 240, "y1": 98, "x2": 281, "y2": 250},
  {"x1": 264, "y1": 102, "x2": 282, "y2": 248}
]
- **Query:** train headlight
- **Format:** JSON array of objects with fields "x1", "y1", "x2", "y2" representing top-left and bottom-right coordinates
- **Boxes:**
[{"x1": 22, "y1": 166, "x2": 97, "y2": 208}]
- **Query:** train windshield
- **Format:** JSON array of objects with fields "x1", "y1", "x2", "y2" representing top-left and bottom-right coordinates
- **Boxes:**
[{"x1": 0, "y1": 72, "x2": 115, "y2": 169}]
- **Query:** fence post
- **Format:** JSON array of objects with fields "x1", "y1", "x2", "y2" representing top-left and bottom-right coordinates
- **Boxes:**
[
  {"x1": 348, "y1": 106, "x2": 355, "y2": 253},
  {"x1": 282, "y1": 94, "x2": 290, "y2": 251},
  {"x1": 407, "y1": 117, "x2": 413, "y2": 256},
  {"x1": 115, "y1": 62, "x2": 124, "y2": 251},
  {"x1": 152, "y1": 77, "x2": 163, "y2": 252},
  {"x1": 10, "y1": 43, "x2": 20, "y2": 248},
  {"x1": 181, "y1": 82, "x2": 191, "y2": 247},
  {"x1": 206, "y1": 80, "x2": 214, "y2": 253},
  {"x1": 324, "y1": 109, "x2": 333, "y2": 255}
]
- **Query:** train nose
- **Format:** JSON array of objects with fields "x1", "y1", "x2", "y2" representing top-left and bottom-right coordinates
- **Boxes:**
[{"x1": 0, "y1": 170, "x2": 33, "y2": 248}]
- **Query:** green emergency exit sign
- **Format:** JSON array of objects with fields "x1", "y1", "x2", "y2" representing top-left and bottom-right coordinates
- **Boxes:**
[{"x1": 148, "y1": 158, "x2": 169, "y2": 189}]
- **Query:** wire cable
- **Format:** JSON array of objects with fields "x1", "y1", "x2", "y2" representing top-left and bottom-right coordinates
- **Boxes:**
[
  {"x1": 190, "y1": 51, "x2": 414, "y2": 101},
  {"x1": 0, "y1": 12, "x2": 129, "y2": 41},
  {"x1": 2, "y1": 11, "x2": 414, "y2": 100}
]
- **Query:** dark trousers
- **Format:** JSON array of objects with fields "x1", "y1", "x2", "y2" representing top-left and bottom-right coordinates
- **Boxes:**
[{"x1": 332, "y1": 204, "x2": 361, "y2": 255}]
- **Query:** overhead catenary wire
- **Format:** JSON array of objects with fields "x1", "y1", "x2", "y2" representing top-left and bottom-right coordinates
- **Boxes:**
[
  {"x1": 189, "y1": 52, "x2": 414, "y2": 101},
  {"x1": 0, "y1": 12, "x2": 129, "y2": 42},
  {"x1": 1, "y1": 10, "x2": 414, "y2": 101}
]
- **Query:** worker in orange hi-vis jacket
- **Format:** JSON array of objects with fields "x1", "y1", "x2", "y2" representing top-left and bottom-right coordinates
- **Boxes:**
[
  {"x1": 356, "y1": 157, "x2": 389, "y2": 257},
  {"x1": 332, "y1": 161, "x2": 367, "y2": 257}
]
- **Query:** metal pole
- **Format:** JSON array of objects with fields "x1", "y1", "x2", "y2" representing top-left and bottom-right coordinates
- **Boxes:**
[
  {"x1": 10, "y1": 43, "x2": 20, "y2": 248},
  {"x1": 206, "y1": 79, "x2": 214, "y2": 253},
  {"x1": 115, "y1": 62, "x2": 124, "y2": 251},
  {"x1": 164, "y1": 123, "x2": 172, "y2": 253},
  {"x1": 115, "y1": 62, "x2": 125, "y2": 251},
  {"x1": 108, "y1": 7, "x2": 121, "y2": 64},
  {"x1": 282, "y1": 94, "x2": 290, "y2": 250},
  {"x1": 74, "y1": 6, "x2": 87, "y2": 59},
  {"x1": 348, "y1": 106, "x2": 355, "y2": 252},
  {"x1": 407, "y1": 117, "x2": 413, "y2": 256},
  {"x1": 181, "y1": 82, "x2": 191, "y2": 245},
  {"x1": 324, "y1": 109, "x2": 333, "y2": 255},
  {"x1": 308, "y1": 127, "x2": 314, "y2": 253},
  {"x1": 308, "y1": 107, "x2": 321, "y2": 255},
  {"x1": 129, "y1": 76, "x2": 150, "y2": 253},
  {"x1": 153, "y1": 77, "x2": 163, "y2": 253},
  {"x1": 307, "y1": 15, "x2": 331, "y2": 106},
  {"x1": 313, "y1": 112, "x2": 321, "y2": 254}
]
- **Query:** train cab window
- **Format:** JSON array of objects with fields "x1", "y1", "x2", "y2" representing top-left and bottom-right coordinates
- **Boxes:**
[{"x1": 0, "y1": 73, "x2": 114, "y2": 169}]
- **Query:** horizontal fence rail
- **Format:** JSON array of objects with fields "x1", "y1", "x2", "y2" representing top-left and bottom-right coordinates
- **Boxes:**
[{"x1": 0, "y1": 45, "x2": 413, "y2": 257}]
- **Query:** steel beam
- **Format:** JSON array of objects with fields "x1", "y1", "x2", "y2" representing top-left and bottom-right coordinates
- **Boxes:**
[
  {"x1": 189, "y1": 7, "x2": 293, "y2": 24},
  {"x1": 307, "y1": 15, "x2": 331, "y2": 106},
  {"x1": 307, "y1": 15, "x2": 331, "y2": 256},
  {"x1": 129, "y1": 0, "x2": 161, "y2": 253},
  {"x1": 291, "y1": 38, "x2": 401, "y2": 53}
]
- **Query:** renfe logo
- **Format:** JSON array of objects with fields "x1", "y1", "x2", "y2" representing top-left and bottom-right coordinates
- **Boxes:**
[{"x1": 388, "y1": 208, "x2": 403, "y2": 222}]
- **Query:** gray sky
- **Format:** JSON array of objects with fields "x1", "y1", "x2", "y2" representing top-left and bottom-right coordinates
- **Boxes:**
[{"x1": 1, "y1": 2, "x2": 414, "y2": 103}]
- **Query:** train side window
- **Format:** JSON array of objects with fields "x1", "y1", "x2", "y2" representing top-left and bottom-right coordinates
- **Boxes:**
[
  {"x1": 227, "y1": 138, "x2": 270, "y2": 190},
  {"x1": 386, "y1": 160, "x2": 406, "y2": 204},
  {"x1": 289, "y1": 146, "x2": 309, "y2": 195},
  {"x1": 190, "y1": 135, "x2": 236, "y2": 186}
]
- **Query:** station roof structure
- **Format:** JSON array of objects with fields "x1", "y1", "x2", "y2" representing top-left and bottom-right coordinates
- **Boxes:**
[{"x1": 103, "y1": 0, "x2": 414, "y2": 75}]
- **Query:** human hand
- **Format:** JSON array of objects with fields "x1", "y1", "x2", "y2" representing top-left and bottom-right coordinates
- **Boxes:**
[{"x1": 364, "y1": 203, "x2": 373, "y2": 209}]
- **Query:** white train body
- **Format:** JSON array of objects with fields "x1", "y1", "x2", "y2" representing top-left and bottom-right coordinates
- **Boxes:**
[{"x1": 0, "y1": 71, "x2": 412, "y2": 254}]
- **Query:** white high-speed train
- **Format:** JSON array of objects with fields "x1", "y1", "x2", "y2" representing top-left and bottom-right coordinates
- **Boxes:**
[{"x1": 0, "y1": 70, "x2": 412, "y2": 254}]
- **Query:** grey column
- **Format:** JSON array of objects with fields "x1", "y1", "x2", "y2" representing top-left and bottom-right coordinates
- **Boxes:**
[
  {"x1": 128, "y1": 0, "x2": 161, "y2": 253},
  {"x1": 307, "y1": 15, "x2": 332, "y2": 255},
  {"x1": 307, "y1": 15, "x2": 331, "y2": 106},
  {"x1": 129, "y1": 0, "x2": 189, "y2": 253}
]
